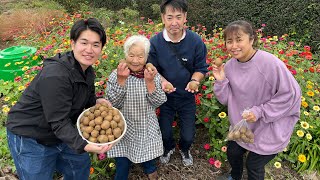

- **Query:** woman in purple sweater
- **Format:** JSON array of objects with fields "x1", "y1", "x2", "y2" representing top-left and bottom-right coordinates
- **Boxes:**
[{"x1": 213, "y1": 20, "x2": 301, "y2": 180}]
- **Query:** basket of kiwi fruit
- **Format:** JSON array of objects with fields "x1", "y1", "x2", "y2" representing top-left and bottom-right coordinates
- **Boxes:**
[{"x1": 77, "y1": 103, "x2": 127, "y2": 145}]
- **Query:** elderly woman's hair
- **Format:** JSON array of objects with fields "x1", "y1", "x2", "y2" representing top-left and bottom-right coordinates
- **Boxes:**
[{"x1": 124, "y1": 35, "x2": 150, "y2": 60}]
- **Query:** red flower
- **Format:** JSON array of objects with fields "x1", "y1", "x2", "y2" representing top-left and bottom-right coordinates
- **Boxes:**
[
  {"x1": 278, "y1": 49, "x2": 284, "y2": 54},
  {"x1": 204, "y1": 144, "x2": 210, "y2": 150},
  {"x1": 203, "y1": 117, "x2": 210, "y2": 123},
  {"x1": 309, "y1": 67, "x2": 315, "y2": 73},
  {"x1": 290, "y1": 69, "x2": 297, "y2": 75},
  {"x1": 155, "y1": 108, "x2": 160, "y2": 116},
  {"x1": 207, "y1": 93, "x2": 213, "y2": 99},
  {"x1": 304, "y1": 45, "x2": 311, "y2": 52},
  {"x1": 172, "y1": 121, "x2": 177, "y2": 127},
  {"x1": 208, "y1": 158, "x2": 215, "y2": 165},
  {"x1": 202, "y1": 85, "x2": 207, "y2": 90},
  {"x1": 14, "y1": 76, "x2": 22, "y2": 82}
]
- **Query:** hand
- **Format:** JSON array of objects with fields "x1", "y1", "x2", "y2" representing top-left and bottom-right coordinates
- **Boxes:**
[
  {"x1": 84, "y1": 143, "x2": 114, "y2": 154},
  {"x1": 242, "y1": 111, "x2": 257, "y2": 123},
  {"x1": 185, "y1": 81, "x2": 199, "y2": 93},
  {"x1": 144, "y1": 66, "x2": 158, "y2": 83},
  {"x1": 117, "y1": 61, "x2": 130, "y2": 85},
  {"x1": 96, "y1": 98, "x2": 112, "y2": 107},
  {"x1": 212, "y1": 64, "x2": 226, "y2": 81},
  {"x1": 161, "y1": 81, "x2": 176, "y2": 93}
]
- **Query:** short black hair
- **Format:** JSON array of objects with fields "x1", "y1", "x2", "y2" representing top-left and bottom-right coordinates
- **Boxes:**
[
  {"x1": 70, "y1": 18, "x2": 106, "y2": 48},
  {"x1": 160, "y1": 0, "x2": 188, "y2": 14}
]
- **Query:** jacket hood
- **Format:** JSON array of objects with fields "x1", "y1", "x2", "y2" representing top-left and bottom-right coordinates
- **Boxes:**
[{"x1": 43, "y1": 51, "x2": 76, "y2": 70}]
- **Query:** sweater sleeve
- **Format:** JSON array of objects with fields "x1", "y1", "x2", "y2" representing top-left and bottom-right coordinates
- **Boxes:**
[
  {"x1": 38, "y1": 75, "x2": 87, "y2": 154},
  {"x1": 193, "y1": 38, "x2": 209, "y2": 75},
  {"x1": 106, "y1": 71, "x2": 127, "y2": 109},
  {"x1": 213, "y1": 78, "x2": 230, "y2": 105},
  {"x1": 250, "y1": 62, "x2": 301, "y2": 123},
  {"x1": 146, "y1": 73, "x2": 167, "y2": 108}
]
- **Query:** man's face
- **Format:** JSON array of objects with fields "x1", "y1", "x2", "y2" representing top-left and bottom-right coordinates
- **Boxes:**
[{"x1": 161, "y1": 6, "x2": 187, "y2": 37}]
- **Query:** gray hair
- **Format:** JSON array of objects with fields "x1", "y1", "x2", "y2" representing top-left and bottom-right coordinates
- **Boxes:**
[{"x1": 124, "y1": 35, "x2": 150, "y2": 61}]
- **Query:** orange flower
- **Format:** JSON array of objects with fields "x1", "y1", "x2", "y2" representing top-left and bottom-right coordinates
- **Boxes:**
[
  {"x1": 90, "y1": 167, "x2": 94, "y2": 174},
  {"x1": 94, "y1": 60, "x2": 100, "y2": 66}
]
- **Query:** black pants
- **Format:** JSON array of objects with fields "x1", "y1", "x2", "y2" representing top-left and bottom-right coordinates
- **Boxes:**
[{"x1": 227, "y1": 141, "x2": 277, "y2": 180}]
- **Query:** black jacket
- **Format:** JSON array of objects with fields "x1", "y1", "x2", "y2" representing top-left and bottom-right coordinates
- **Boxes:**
[{"x1": 6, "y1": 51, "x2": 96, "y2": 153}]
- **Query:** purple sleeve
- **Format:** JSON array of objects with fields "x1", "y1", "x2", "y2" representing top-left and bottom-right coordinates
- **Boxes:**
[
  {"x1": 250, "y1": 62, "x2": 301, "y2": 123},
  {"x1": 213, "y1": 78, "x2": 230, "y2": 105}
]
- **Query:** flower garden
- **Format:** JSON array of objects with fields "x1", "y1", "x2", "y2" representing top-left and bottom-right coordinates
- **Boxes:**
[{"x1": 0, "y1": 9, "x2": 319, "y2": 180}]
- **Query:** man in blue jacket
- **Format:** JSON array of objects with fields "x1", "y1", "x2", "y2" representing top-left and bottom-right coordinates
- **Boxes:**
[{"x1": 148, "y1": 0, "x2": 208, "y2": 166}]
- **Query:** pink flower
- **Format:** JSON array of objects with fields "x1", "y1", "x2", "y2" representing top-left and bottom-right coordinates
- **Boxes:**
[
  {"x1": 289, "y1": 41, "x2": 295, "y2": 46},
  {"x1": 214, "y1": 160, "x2": 222, "y2": 168},
  {"x1": 261, "y1": 23, "x2": 266, "y2": 27},
  {"x1": 98, "y1": 153, "x2": 106, "y2": 160},
  {"x1": 290, "y1": 69, "x2": 297, "y2": 75},
  {"x1": 304, "y1": 46, "x2": 311, "y2": 52},
  {"x1": 204, "y1": 144, "x2": 210, "y2": 150},
  {"x1": 221, "y1": 146, "x2": 227, "y2": 152},
  {"x1": 206, "y1": 93, "x2": 213, "y2": 99},
  {"x1": 208, "y1": 158, "x2": 215, "y2": 165}
]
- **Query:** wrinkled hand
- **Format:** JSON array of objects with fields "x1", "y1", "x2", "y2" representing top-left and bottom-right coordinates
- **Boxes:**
[
  {"x1": 161, "y1": 81, "x2": 176, "y2": 93},
  {"x1": 212, "y1": 64, "x2": 226, "y2": 81},
  {"x1": 242, "y1": 111, "x2": 257, "y2": 123},
  {"x1": 117, "y1": 61, "x2": 130, "y2": 85},
  {"x1": 144, "y1": 66, "x2": 158, "y2": 83},
  {"x1": 84, "y1": 143, "x2": 113, "y2": 154}
]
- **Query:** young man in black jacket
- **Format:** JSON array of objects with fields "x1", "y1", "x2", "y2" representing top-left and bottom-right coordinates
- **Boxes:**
[{"x1": 6, "y1": 18, "x2": 113, "y2": 180}]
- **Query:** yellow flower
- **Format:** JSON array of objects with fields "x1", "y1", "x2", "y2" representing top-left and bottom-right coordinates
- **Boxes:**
[
  {"x1": 109, "y1": 163, "x2": 115, "y2": 168},
  {"x1": 307, "y1": 81, "x2": 314, "y2": 85},
  {"x1": 218, "y1": 27, "x2": 223, "y2": 31},
  {"x1": 94, "y1": 82, "x2": 100, "y2": 86},
  {"x1": 283, "y1": 147, "x2": 288, "y2": 152},
  {"x1": 306, "y1": 84, "x2": 313, "y2": 89},
  {"x1": 11, "y1": 101, "x2": 17, "y2": 106},
  {"x1": 5, "y1": 63, "x2": 11, "y2": 67},
  {"x1": 315, "y1": 90, "x2": 319, "y2": 94},
  {"x1": 298, "y1": 154, "x2": 306, "y2": 163},
  {"x1": 4, "y1": 97, "x2": 10, "y2": 101},
  {"x1": 22, "y1": 66, "x2": 29, "y2": 71},
  {"x1": 18, "y1": 86, "x2": 25, "y2": 91},
  {"x1": 274, "y1": 162, "x2": 281, "y2": 168},
  {"x1": 301, "y1": 96, "x2": 305, "y2": 102},
  {"x1": 296, "y1": 130, "x2": 304, "y2": 137},
  {"x1": 3, "y1": 81, "x2": 8, "y2": 85},
  {"x1": 113, "y1": 54, "x2": 118, "y2": 57},
  {"x1": 313, "y1": 106, "x2": 319, "y2": 111},
  {"x1": 300, "y1": 121, "x2": 309, "y2": 129},
  {"x1": 303, "y1": 111, "x2": 309, "y2": 116},
  {"x1": 2, "y1": 106, "x2": 10, "y2": 113},
  {"x1": 218, "y1": 112, "x2": 227, "y2": 118},
  {"x1": 301, "y1": 101, "x2": 308, "y2": 108},
  {"x1": 32, "y1": 56, "x2": 38, "y2": 60},
  {"x1": 306, "y1": 133, "x2": 312, "y2": 141},
  {"x1": 209, "y1": 76, "x2": 214, "y2": 81},
  {"x1": 15, "y1": 61, "x2": 23, "y2": 65},
  {"x1": 306, "y1": 91, "x2": 314, "y2": 97}
]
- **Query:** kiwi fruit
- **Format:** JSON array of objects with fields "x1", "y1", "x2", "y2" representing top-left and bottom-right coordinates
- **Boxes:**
[
  {"x1": 79, "y1": 103, "x2": 125, "y2": 144},
  {"x1": 165, "y1": 84, "x2": 174, "y2": 91},
  {"x1": 227, "y1": 126, "x2": 255, "y2": 144},
  {"x1": 189, "y1": 81, "x2": 198, "y2": 91}
]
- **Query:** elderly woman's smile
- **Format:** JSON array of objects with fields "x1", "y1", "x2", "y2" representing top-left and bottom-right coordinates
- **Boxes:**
[{"x1": 126, "y1": 43, "x2": 146, "y2": 72}]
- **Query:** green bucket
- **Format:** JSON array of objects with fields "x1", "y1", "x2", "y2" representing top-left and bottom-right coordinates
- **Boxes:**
[{"x1": 0, "y1": 46, "x2": 39, "y2": 81}]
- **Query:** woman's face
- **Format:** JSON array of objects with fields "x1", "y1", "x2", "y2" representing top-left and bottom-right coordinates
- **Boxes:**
[
  {"x1": 126, "y1": 43, "x2": 146, "y2": 72},
  {"x1": 225, "y1": 29, "x2": 254, "y2": 62},
  {"x1": 71, "y1": 29, "x2": 102, "y2": 71}
]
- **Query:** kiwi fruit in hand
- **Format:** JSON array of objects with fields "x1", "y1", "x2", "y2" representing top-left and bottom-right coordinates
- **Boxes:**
[
  {"x1": 79, "y1": 103, "x2": 125, "y2": 144},
  {"x1": 189, "y1": 81, "x2": 198, "y2": 91},
  {"x1": 215, "y1": 58, "x2": 223, "y2": 67}
]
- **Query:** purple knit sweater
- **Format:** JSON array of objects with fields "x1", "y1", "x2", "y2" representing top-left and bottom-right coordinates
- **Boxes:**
[{"x1": 214, "y1": 50, "x2": 301, "y2": 155}]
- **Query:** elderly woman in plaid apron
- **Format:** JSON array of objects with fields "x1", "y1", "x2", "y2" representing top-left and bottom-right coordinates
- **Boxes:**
[{"x1": 106, "y1": 35, "x2": 167, "y2": 180}]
